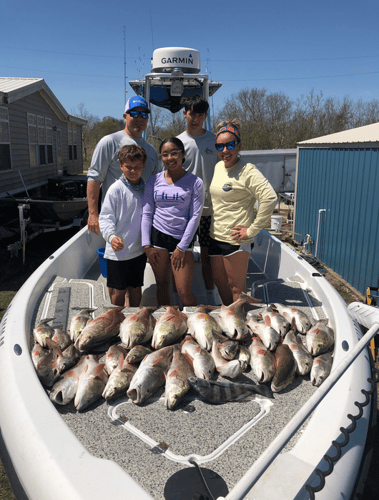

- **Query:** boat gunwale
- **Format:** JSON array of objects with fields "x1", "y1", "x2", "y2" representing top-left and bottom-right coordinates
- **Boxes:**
[{"x1": 0, "y1": 227, "x2": 373, "y2": 500}]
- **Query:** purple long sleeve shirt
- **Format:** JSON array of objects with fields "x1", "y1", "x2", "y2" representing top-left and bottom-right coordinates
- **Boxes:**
[{"x1": 142, "y1": 171, "x2": 204, "y2": 251}]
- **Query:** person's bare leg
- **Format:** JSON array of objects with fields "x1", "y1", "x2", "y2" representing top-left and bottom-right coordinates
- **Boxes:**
[
  {"x1": 210, "y1": 255, "x2": 233, "y2": 305},
  {"x1": 200, "y1": 246, "x2": 214, "y2": 290},
  {"x1": 129, "y1": 287, "x2": 142, "y2": 307},
  {"x1": 223, "y1": 251, "x2": 250, "y2": 303},
  {"x1": 172, "y1": 252, "x2": 197, "y2": 306},
  {"x1": 124, "y1": 287, "x2": 131, "y2": 307},
  {"x1": 110, "y1": 288, "x2": 128, "y2": 306},
  {"x1": 149, "y1": 248, "x2": 171, "y2": 307}
]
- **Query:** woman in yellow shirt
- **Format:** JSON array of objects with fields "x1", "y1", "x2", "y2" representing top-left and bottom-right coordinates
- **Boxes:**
[{"x1": 209, "y1": 119, "x2": 277, "y2": 305}]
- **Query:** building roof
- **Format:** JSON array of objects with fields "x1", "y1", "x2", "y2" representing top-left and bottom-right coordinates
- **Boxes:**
[
  {"x1": 0, "y1": 77, "x2": 86, "y2": 124},
  {"x1": 298, "y1": 121, "x2": 379, "y2": 147}
]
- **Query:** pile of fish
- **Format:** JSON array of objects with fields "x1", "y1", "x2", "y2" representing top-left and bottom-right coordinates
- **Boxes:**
[{"x1": 31, "y1": 293, "x2": 334, "y2": 412}]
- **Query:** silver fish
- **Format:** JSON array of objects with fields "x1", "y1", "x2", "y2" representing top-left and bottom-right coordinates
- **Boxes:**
[
  {"x1": 126, "y1": 345, "x2": 152, "y2": 364},
  {"x1": 69, "y1": 308, "x2": 96, "y2": 342},
  {"x1": 181, "y1": 336, "x2": 216, "y2": 380},
  {"x1": 104, "y1": 344, "x2": 129, "y2": 375},
  {"x1": 211, "y1": 340, "x2": 245, "y2": 379},
  {"x1": 75, "y1": 306, "x2": 125, "y2": 351},
  {"x1": 57, "y1": 344, "x2": 81, "y2": 374},
  {"x1": 188, "y1": 377, "x2": 273, "y2": 404},
  {"x1": 119, "y1": 307, "x2": 156, "y2": 349},
  {"x1": 246, "y1": 315, "x2": 280, "y2": 351},
  {"x1": 165, "y1": 345, "x2": 195, "y2": 410},
  {"x1": 31, "y1": 342, "x2": 49, "y2": 368},
  {"x1": 74, "y1": 361, "x2": 108, "y2": 411},
  {"x1": 50, "y1": 355, "x2": 97, "y2": 405},
  {"x1": 283, "y1": 330, "x2": 313, "y2": 375},
  {"x1": 51, "y1": 328, "x2": 72, "y2": 351},
  {"x1": 102, "y1": 356, "x2": 137, "y2": 401},
  {"x1": 217, "y1": 292, "x2": 260, "y2": 340},
  {"x1": 33, "y1": 318, "x2": 55, "y2": 347},
  {"x1": 219, "y1": 340, "x2": 239, "y2": 360},
  {"x1": 249, "y1": 336, "x2": 276, "y2": 383},
  {"x1": 151, "y1": 306, "x2": 187, "y2": 350},
  {"x1": 35, "y1": 339, "x2": 62, "y2": 387},
  {"x1": 271, "y1": 303, "x2": 312, "y2": 334},
  {"x1": 127, "y1": 346, "x2": 174, "y2": 404},
  {"x1": 306, "y1": 319, "x2": 334, "y2": 356},
  {"x1": 271, "y1": 343, "x2": 296, "y2": 393},
  {"x1": 237, "y1": 345, "x2": 251, "y2": 371},
  {"x1": 187, "y1": 306, "x2": 223, "y2": 351},
  {"x1": 311, "y1": 352, "x2": 333, "y2": 386},
  {"x1": 258, "y1": 305, "x2": 290, "y2": 337}
]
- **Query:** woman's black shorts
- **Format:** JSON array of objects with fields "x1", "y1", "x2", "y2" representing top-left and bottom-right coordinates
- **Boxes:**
[
  {"x1": 208, "y1": 237, "x2": 254, "y2": 257},
  {"x1": 151, "y1": 226, "x2": 194, "y2": 254}
]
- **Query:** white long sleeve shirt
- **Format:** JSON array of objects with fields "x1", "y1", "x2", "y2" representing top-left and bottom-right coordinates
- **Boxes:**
[{"x1": 99, "y1": 176, "x2": 145, "y2": 261}]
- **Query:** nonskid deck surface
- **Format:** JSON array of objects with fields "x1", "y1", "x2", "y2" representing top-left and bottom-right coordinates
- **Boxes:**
[{"x1": 33, "y1": 259, "x2": 326, "y2": 499}]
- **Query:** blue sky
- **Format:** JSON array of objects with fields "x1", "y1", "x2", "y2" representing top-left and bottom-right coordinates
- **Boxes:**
[{"x1": 1, "y1": 0, "x2": 378, "y2": 121}]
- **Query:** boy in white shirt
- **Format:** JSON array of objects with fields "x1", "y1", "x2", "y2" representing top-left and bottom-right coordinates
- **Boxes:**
[{"x1": 99, "y1": 144, "x2": 147, "y2": 307}]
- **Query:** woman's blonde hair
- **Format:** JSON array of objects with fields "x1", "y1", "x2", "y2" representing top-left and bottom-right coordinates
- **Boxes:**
[{"x1": 216, "y1": 118, "x2": 242, "y2": 132}]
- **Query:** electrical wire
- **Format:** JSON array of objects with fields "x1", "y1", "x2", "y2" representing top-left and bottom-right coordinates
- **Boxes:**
[{"x1": 188, "y1": 458, "x2": 217, "y2": 500}]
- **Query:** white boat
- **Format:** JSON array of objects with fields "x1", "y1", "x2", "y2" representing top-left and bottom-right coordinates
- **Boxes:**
[{"x1": 0, "y1": 225, "x2": 377, "y2": 500}]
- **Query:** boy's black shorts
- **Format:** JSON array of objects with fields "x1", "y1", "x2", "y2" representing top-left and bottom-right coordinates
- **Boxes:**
[{"x1": 106, "y1": 253, "x2": 147, "y2": 290}]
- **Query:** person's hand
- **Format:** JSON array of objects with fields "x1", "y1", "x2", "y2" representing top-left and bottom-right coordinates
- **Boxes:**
[
  {"x1": 144, "y1": 246, "x2": 160, "y2": 267},
  {"x1": 88, "y1": 214, "x2": 100, "y2": 235},
  {"x1": 230, "y1": 226, "x2": 248, "y2": 243},
  {"x1": 111, "y1": 237, "x2": 124, "y2": 252},
  {"x1": 171, "y1": 247, "x2": 185, "y2": 271}
]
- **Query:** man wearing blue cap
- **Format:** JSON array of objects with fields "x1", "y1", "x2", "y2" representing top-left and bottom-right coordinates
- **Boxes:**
[{"x1": 87, "y1": 96, "x2": 159, "y2": 235}]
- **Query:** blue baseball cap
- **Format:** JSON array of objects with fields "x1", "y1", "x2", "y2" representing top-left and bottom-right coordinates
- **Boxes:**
[{"x1": 124, "y1": 96, "x2": 150, "y2": 113}]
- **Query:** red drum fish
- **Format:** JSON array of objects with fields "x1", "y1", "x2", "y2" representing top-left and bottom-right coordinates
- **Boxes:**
[
  {"x1": 283, "y1": 330, "x2": 313, "y2": 375},
  {"x1": 271, "y1": 343, "x2": 296, "y2": 393},
  {"x1": 69, "y1": 308, "x2": 96, "y2": 342},
  {"x1": 151, "y1": 306, "x2": 187, "y2": 350},
  {"x1": 257, "y1": 305, "x2": 291, "y2": 337},
  {"x1": 246, "y1": 314, "x2": 280, "y2": 351},
  {"x1": 271, "y1": 303, "x2": 312, "y2": 334},
  {"x1": 165, "y1": 345, "x2": 195, "y2": 410},
  {"x1": 211, "y1": 340, "x2": 245, "y2": 379},
  {"x1": 311, "y1": 351, "x2": 333, "y2": 386},
  {"x1": 119, "y1": 307, "x2": 156, "y2": 349},
  {"x1": 306, "y1": 319, "x2": 334, "y2": 356},
  {"x1": 127, "y1": 346, "x2": 174, "y2": 404},
  {"x1": 249, "y1": 336, "x2": 276, "y2": 383},
  {"x1": 217, "y1": 292, "x2": 260, "y2": 340},
  {"x1": 102, "y1": 355, "x2": 137, "y2": 401},
  {"x1": 187, "y1": 306, "x2": 223, "y2": 351},
  {"x1": 75, "y1": 306, "x2": 125, "y2": 351},
  {"x1": 181, "y1": 336, "x2": 216, "y2": 380},
  {"x1": 33, "y1": 317, "x2": 55, "y2": 347}
]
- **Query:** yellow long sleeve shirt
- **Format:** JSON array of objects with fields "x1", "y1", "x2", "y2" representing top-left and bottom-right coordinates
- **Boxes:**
[{"x1": 209, "y1": 159, "x2": 277, "y2": 245}]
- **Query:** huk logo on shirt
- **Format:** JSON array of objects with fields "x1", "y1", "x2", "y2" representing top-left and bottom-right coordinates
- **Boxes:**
[
  {"x1": 154, "y1": 190, "x2": 185, "y2": 202},
  {"x1": 205, "y1": 148, "x2": 215, "y2": 155},
  {"x1": 222, "y1": 183, "x2": 233, "y2": 192}
]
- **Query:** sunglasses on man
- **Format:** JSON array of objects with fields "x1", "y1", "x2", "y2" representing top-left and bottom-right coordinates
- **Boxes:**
[
  {"x1": 128, "y1": 110, "x2": 149, "y2": 119},
  {"x1": 215, "y1": 141, "x2": 239, "y2": 151}
]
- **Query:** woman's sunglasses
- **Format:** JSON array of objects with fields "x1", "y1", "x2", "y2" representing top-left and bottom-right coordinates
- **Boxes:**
[
  {"x1": 215, "y1": 141, "x2": 239, "y2": 151},
  {"x1": 128, "y1": 110, "x2": 149, "y2": 119}
]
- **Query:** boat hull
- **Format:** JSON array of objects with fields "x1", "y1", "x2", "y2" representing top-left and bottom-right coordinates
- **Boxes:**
[{"x1": 0, "y1": 227, "x2": 373, "y2": 500}]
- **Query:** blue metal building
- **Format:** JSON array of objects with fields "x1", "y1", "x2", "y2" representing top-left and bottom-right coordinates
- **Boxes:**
[{"x1": 294, "y1": 122, "x2": 379, "y2": 295}]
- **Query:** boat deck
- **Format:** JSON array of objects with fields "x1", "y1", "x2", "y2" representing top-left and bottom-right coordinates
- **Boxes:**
[{"x1": 32, "y1": 258, "x2": 326, "y2": 499}]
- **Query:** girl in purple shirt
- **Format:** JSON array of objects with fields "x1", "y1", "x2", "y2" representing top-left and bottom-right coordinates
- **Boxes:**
[{"x1": 142, "y1": 137, "x2": 204, "y2": 307}]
